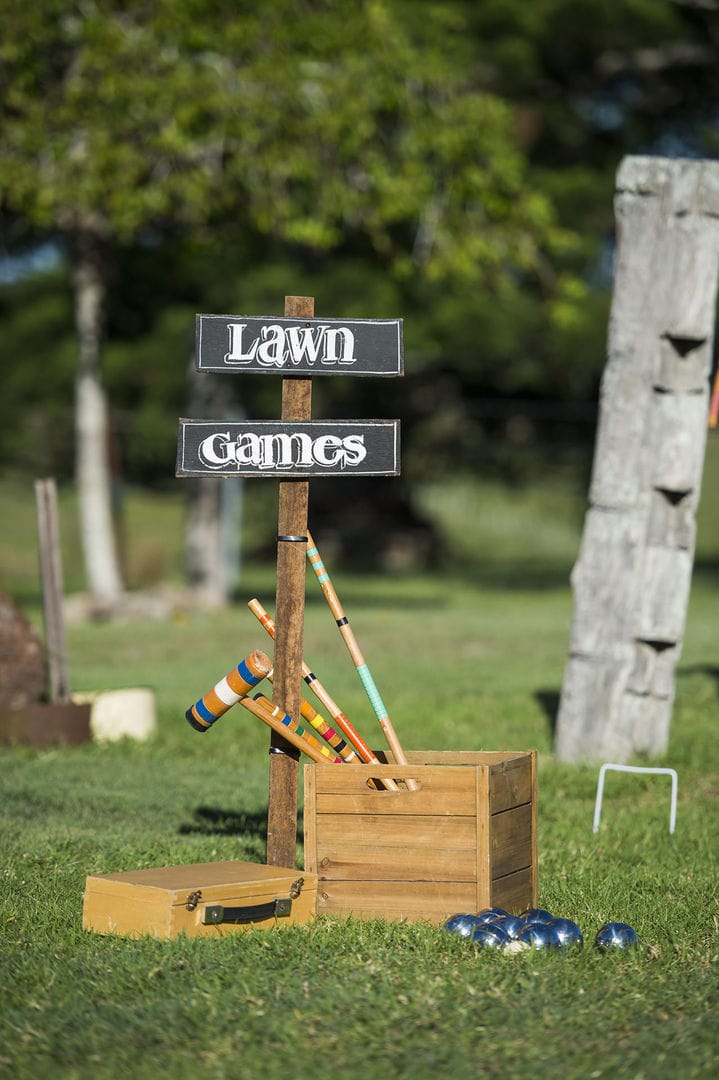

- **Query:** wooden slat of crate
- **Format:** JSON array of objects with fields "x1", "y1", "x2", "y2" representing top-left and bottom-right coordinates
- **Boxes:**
[
  {"x1": 312, "y1": 769, "x2": 478, "y2": 817},
  {"x1": 315, "y1": 845, "x2": 476, "y2": 883},
  {"x1": 395, "y1": 750, "x2": 530, "y2": 765},
  {"x1": 491, "y1": 804, "x2": 533, "y2": 879},
  {"x1": 315, "y1": 811, "x2": 476, "y2": 851},
  {"x1": 488, "y1": 755, "x2": 535, "y2": 814},
  {"x1": 491, "y1": 866, "x2": 535, "y2": 914},
  {"x1": 317, "y1": 880, "x2": 479, "y2": 922}
]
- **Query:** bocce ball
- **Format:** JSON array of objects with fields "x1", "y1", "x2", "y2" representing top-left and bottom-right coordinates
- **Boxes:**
[
  {"x1": 475, "y1": 907, "x2": 509, "y2": 924},
  {"x1": 594, "y1": 922, "x2": 639, "y2": 950},
  {"x1": 551, "y1": 918, "x2": 584, "y2": 949},
  {"x1": 471, "y1": 922, "x2": 510, "y2": 949},
  {"x1": 443, "y1": 913, "x2": 484, "y2": 939},
  {"x1": 492, "y1": 914, "x2": 526, "y2": 940},
  {"x1": 520, "y1": 907, "x2": 554, "y2": 925},
  {"x1": 517, "y1": 921, "x2": 562, "y2": 949}
]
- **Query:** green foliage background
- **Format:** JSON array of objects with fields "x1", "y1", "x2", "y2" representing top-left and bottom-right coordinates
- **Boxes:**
[{"x1": 2, "y1": 0, "x2": 717, "y2": 499}]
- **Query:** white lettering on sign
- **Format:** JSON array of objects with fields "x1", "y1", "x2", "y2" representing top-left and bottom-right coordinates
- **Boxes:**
[
  {"x1": 197, "y1": 431, "x2": 367, "y2": 471},
  {"x1": 224, "y1": 323, "x2": 358, "y2": 368}
]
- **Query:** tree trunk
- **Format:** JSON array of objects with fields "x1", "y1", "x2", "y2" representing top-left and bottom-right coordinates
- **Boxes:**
[
  {"x1": 555, "y1": 156, "x2": 719, "y2": 764},
  {"x1": 184, "y1": 362, "x2": 244, "y2": 607},
  {"x1": 71, "y1": 228, "x2": 124, "y2": 617}
]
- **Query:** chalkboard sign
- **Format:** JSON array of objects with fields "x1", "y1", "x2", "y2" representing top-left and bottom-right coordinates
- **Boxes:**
[
  {"x1": 176, "y1": 419, "x2": 400, "y2": 478},
  {"x1": 196, "y1": 315, "x2": 403, "y2": 377}
]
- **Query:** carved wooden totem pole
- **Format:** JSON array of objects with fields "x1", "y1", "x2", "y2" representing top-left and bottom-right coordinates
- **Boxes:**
[{"x1": 555, "y1": 155, "x2": 719, "y2": 764}]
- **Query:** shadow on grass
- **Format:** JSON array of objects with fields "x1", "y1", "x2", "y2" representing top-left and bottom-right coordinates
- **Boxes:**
[
  {"x1": 535, "y1": 688, "x2": 560, "y2": 738},
  {"x1": 301, "y1": 554, "x2": 719, "y2": 605},
  {"x1": 678, "y1": 664, "x2": 719, "y2": 698},
  {"x1": 535, "y1": 665, "x2": 719, "y2": 748},
  {"x1": 693, "y1": 558, "x2": 719, "y2": 581},
  {"x1": 301, "y1": 589, "x2": 449, "y2": 610},
  {"x1": 459, "y1": 559, "x2": 573, "y2": 591},
  {"x1": 179, "y1": 805, "x2": 278, "y2": 840}
]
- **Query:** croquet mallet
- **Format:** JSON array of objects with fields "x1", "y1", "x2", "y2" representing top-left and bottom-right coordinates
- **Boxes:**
[{"x1": 305, "y1": 531, "x2": 417, "y2": 790}]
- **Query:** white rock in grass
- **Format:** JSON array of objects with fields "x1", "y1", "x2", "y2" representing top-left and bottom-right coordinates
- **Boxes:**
[
  {"x1": 503, "y1": 939, "x2": 531, "y2": 955},
  {"x1": 76, "y1": 688, "x2": 157, "y2": 743}
]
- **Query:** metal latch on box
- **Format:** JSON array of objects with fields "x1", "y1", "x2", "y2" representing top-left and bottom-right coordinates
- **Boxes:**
[{"x1": 200, "y1": 877, "x2": 305, "y2": 925}]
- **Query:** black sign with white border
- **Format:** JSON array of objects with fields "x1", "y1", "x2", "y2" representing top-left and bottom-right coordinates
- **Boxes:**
[
  {"x1": 176, "y1": 419, "x2": 400, "y2": 478},
  {"x1": 196, "y1": 315, "x2": 403, "y2": 377}
]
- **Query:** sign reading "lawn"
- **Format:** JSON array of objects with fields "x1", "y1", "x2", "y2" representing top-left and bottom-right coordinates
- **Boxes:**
[
  {"x1": 176, "y1": 419, "x2": 400, "y2": 478},
  {"x1": 196, "y1": 315, "x2": 403, "y2": 377}
]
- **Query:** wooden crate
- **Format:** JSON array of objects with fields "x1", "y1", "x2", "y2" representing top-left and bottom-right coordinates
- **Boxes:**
[
  {"x1": 304, "y1": 750, "x2": 537, "y2": 923},
  {"x1": 83, "y1": 860, "x2": 318, "y2": 938}
]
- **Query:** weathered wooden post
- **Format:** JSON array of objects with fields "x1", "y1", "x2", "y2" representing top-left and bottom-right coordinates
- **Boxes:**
[
  {"x1": 35, "y1": 478, "x2": 70, "y2": 703},
  {"x1": 269, "y1": 294, "x2": 313, "y2": 868},
  {"x1": 555, "y1": 156, "x2": 719, "y2": 764},
  {"x1": 177, "y1": 300, "x2": 403, "y2": 864}
]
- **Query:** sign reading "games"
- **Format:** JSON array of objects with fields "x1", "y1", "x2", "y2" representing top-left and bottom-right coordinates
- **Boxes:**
[
  {"x1": 196, "y1": 315, "x2": 403, "y2": 377},
  {"x1": 176, "y1": 419, "x2": 400, "y2": 478}
]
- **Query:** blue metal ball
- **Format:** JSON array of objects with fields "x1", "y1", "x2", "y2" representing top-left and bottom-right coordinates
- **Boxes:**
[
  {"x1": 475, "y1": 907, "x2": 509, "y2": 924},
  {"x1": 492, "y1": 914, "x2": 526, "y2": 940},
  {"x1": 517, "y1": 921, "x2": 562, "y2": 949},
  {"x1": 520, "y1": 907, "x2": 554, "y2": 925},
  {"x1": 594, "y1": 922, "x2": 639, "y2": 950},
  {"x1": 471, "y1": 922, "x2": 510, "y2": 949},
  {"x1": 443, "y1": 913, "x2": 484, "y2": 939},
  {"x1": 551, "y1": 918, "x2": 584, "y2": 949}
]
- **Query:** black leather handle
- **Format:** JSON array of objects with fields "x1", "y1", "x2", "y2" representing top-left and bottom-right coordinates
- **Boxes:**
[{"x1": 202, "y1": 897, "x2": 292, "y2": 925}]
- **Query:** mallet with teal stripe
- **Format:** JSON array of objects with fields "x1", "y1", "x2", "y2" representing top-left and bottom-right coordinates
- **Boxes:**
[{"x1": 305, "y1": 530, "x2": 417, "y2": 790}]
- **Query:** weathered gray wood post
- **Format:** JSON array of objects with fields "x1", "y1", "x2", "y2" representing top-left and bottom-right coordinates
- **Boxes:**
[{"x1": 555, "y1": 155, "x2": 719, "y2": 764}]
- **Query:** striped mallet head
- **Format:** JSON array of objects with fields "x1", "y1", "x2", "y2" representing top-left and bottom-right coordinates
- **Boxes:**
[
  {"x1": 265, "y1": 666, "x2": 358, "y2": 762},
  {"x1": 240, "y1": 693, "x2": 344, "y2": 764},
  {"x1": 297, "y1": 693, "x2": 358, "y2": 762},
  {"x1": 186, "y1": 650, "x2": 273, "y2": 732}
]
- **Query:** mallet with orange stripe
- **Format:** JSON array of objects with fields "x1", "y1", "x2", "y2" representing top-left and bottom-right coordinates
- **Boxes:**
[{"x1": 186, "y1": 650, "x2": 272, "y2": 732}]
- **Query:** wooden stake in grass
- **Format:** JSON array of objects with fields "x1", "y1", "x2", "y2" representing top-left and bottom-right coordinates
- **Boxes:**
[
  {"x1": 266, "y1": 295, "x2": 314, "y2": 868},
  {"x1": 34, "y1": 478, "x2": 70, "y2": 703},
  {"x1": 305, "y1": 530, "x2": 417, "y2": 790}
]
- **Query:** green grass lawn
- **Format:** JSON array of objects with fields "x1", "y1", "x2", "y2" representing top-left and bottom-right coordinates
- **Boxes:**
[{"x1": 1, "y1": 454, "x2": 719, "y2": 1078}]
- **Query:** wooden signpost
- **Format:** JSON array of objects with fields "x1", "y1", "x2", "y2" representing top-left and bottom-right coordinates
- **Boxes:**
[{"x1": 177, "y1": 296, "x2": 403, "y2": 866}]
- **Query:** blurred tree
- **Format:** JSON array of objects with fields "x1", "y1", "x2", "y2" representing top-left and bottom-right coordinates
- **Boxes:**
[
  {"x1": 0, "y1": 0, "x2": 567, "y2": 602},
  {"x1": 0, "y1": 2, "x2": 233, "y2": 611},
  {"x1": 3, "y1": 2, "x2": 717, "y2": 586},
  {"x1": 394, "y1": 0, "x2": 719, "y2": 484}
]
